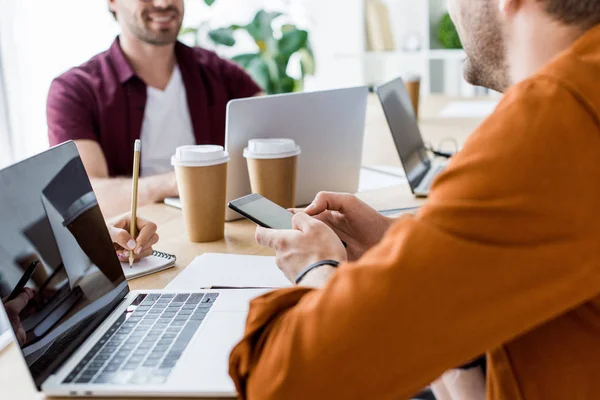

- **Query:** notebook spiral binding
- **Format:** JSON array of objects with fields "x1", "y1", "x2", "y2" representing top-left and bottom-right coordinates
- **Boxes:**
[{"x1": 152, "y1": 250, "x2": 176, "y2": 260}]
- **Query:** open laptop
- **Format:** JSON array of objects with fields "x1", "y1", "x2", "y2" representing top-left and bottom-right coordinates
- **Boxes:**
[
  {"x1": 374, "y1": 77, "x2": 448, "y2": 197},
  {"x1": 0, "y1": 141, "x2": 266, "y2": 397},
  {"x1": 165, "y1": 86, "x2": 369, "y2": 220}
]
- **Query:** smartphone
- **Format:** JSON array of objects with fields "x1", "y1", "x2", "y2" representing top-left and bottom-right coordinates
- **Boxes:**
[
  {"x1": 228, "y1": 194, "x2": 294, "y2": 229},
  {"x1": 228, "y1": 194, "x2": 348, "y2": 248},
  {"x1": 7, "y1": 260, "x2": 40, "y2": 302}
]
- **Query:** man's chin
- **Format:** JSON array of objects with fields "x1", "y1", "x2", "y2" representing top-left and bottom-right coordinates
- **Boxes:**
[
  {"x1": 462, "y1": 59, "x2": 508, "y2": 93},
  {"x1": 141, "y1": 32, "x2": 179, "y2": 46}
]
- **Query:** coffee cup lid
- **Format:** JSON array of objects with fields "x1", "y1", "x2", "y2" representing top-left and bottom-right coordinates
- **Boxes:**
[
  {"x1": 171, "y1": 145, "x2": 230, "y2": 167},
  {"x1": 243, "y1": 139, "x2": 301, "y2": 160}
]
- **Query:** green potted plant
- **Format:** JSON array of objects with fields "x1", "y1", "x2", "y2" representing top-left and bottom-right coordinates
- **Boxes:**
[
  {"x1": 437, "y1": 12, "x2": 462, "y2": 49},
  {"x1": 180, "y1": 4, "x2": 315, "y2": 94}
]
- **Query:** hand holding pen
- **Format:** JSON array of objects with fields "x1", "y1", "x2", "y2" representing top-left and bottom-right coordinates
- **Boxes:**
[{"x1": 108, "y1": 214, "x2": 159, "y2": 263}]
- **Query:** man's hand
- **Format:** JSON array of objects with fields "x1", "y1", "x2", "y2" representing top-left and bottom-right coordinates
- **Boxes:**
[
  {"x1": 3, "y1": 288, "x2": 35, "y2": 345},
  {"x1": 255, "y1": 213, "x2": 347, "y2": 283},
  {"x1": 301, "y1": 192, "x2": 395, "y2": 261},
  {"x1": 107, "y1": 214, "x2": 159, "y2": 262}
]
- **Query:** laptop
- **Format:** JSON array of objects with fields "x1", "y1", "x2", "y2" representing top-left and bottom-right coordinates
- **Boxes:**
[
  {"x1": 0, "y1": 141, "x2": 266, "y2": 397},
  {"x1": 374, "y1": 77, "x2": 449, "y2": 197},
  {"x1": 165, "y1": 86, "x2": 369, "y2": 220}
]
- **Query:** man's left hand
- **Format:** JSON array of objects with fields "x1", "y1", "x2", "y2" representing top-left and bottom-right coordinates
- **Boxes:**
[{"x1": 255, "y1": 213, "x2": 347, "y2": 283}]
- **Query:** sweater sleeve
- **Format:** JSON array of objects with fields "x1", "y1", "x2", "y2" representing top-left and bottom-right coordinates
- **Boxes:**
[{"x1": 229, "y1": 78, "x2": 600, "y2": 400}]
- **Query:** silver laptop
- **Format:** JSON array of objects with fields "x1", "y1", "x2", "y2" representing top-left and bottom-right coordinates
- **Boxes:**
[
  {"x1": 0, "y1": 141, "x2": 266, "y2": 397},
  {"x1": 224, "y1": 86, "x2": 368, "y2": 220},
  {"x1": 374, "y1": 77, "x2": 448, "y2": 197}
]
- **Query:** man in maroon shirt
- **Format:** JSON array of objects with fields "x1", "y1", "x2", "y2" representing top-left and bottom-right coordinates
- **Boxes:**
[{"x1": 47, "y1": 0, "x2": 262, "y2": 217}]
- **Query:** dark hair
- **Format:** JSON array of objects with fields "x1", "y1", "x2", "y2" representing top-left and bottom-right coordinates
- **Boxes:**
[
  {"x1": 545, "y1": 0, "x2": 600, "y2": 29},
  {"x1": 109, "y1": 7, "x2": 117, "y2": 20}
]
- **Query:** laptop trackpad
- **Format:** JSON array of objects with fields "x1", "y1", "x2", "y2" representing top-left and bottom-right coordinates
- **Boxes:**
[{"x1": 168, "y1": 311, "x2": 247, "y2": 394}]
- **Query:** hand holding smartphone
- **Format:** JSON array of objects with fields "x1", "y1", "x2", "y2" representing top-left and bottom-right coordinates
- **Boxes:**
[
  {"x1": 228, "y1": 194, "x2": 347, "y2": 247},
  {"x1": 228, "y1": 194, "x2": 294, "y2": 229}
]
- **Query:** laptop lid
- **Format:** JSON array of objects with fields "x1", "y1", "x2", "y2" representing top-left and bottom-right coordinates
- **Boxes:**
[
  {"x1": 0, "y1": 142, "x2": 129, "y2": 389},
  {"x1": 375, "y1": 77, "x2": 431, "y2": 191},
  {"x1": 224, "y1": 86, "x2": 369, "y2": 220}
]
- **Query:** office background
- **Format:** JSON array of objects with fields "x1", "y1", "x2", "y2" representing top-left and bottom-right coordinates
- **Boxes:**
[{"x1": 0, "y1": 0, "x2": 493, "y2": 170}]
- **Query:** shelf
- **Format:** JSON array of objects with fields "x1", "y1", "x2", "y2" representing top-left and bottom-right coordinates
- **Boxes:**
[{"x1": 428, "y1": 49, "x2": 466, "y2": 60}]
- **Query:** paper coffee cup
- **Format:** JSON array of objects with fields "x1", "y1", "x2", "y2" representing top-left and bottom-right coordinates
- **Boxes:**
[
  {"x1": 172, "y1": 145, "x2": 229, "y2": 243},
  {"x1": 243, "y1": 139, "x2": 301, "y2": 209},
  {"x1": 404, "y1": 74, "x2": 421, "y2": 120}
]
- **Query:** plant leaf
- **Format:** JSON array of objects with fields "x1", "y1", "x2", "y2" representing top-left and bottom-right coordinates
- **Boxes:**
[
  {"x1": 245, "y1": 10, "x2": 283, "y2": 43},
  {"x1": 231, "y1": 53, "x2": 260, "y2": 68},
  {"x1": 204, "y1": 0, "x2": 217, "y2": 6},
  {"x1": 246, "y1": 57, "x2": 272, "y2": 93},
  {"x1": 278, "y1": 29, "x2": 308, "y2": 56},
  {"x1": 279, "y1": 75, "x2": 296, "y2": 94},
  {"x1": 298, "y1": 47, "x2": 316, "y2": 76},
  {"x1": 208, "y1": 28, "x2": 236, "y2": 47}
]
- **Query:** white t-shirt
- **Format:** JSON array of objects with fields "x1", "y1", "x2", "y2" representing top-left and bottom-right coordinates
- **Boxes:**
[{"x1": 140, "y1": 65, "x2": 195, "y2": 176}]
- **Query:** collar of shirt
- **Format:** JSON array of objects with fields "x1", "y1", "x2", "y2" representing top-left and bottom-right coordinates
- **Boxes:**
[{"x1": 106, "y1": 37, "x2": 214, "y2": 169}]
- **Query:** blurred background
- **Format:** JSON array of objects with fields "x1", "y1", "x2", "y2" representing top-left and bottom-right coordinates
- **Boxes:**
[{"x1": 0, "y1": 0, "x2": 498, "y2": 169}]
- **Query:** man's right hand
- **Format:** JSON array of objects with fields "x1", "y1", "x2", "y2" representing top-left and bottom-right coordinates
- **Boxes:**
[{"x1": 302, "y1": 192, "x2": 395, "y2": 261}]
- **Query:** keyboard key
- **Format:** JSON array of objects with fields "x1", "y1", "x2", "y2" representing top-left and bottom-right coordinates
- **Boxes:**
[
  {"x1": 161, "y1": 333, "x2": 177, "y2": 339},
  {"x1": 203, "y1": 293, "x2": 219, "y2": 303},
  {"x1": 174, "y1": 294, "x2": 190, "y2": 302},
  {"x1": 161, "y1": 294, "x2": 175, "y2": 299},
  {"x1": 63, "y1": 371, "x2": 79, "y2": 383},
  {"x1": 187, "y1": 293, "x2": 205, "y2": 304},
  {"x1": 123, "y1": 363, "x2": 139, "y2": 371},
  {"x1": 182, "y1": 304, "x2": 196, "y2": 310},
  {"x1": 103, "y1": 364, "x2": 120, "y2": 372},
  {"x1": 93, "y1": 373, "x2": 113, "y2": 384}
]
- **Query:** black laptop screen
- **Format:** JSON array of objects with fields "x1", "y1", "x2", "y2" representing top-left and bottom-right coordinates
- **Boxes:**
[
  {"x1": 0, "y1": 142, "x2": 128, "y2": 388},
  {"x1": 376, "y1": 77, "x2": 431, "y2": 190}
]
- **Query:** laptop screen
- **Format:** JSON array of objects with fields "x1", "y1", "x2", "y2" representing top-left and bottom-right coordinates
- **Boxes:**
[
  {"x1": 375, "y1": 77, "x2": 431, "y2": 190},
  {"x1": 0, "y1": 142, "x2": 128, "y2": 388}
]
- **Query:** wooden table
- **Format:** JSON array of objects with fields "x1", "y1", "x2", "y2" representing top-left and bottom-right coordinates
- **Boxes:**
[{"x1": 0, "y1": 95, "x2": 486, "y2": 400}]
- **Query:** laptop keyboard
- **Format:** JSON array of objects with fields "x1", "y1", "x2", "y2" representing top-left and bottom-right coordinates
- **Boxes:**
[
  {"x1": 419, "y1": 164, "x2": 446, "y2": 193},
  {"x1": 62, "y1": 292, "x2": 217, "y2": 385}
]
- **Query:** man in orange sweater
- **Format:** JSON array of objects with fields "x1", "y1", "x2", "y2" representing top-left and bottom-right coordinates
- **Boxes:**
[{"x1": 229, "y1": 1, "x2": 600, "y2": 399}]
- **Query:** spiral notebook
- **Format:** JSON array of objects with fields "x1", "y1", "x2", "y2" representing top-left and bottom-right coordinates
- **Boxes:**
[{"x1": 120, "y1": 250, "x2": 177, "y2": 280}]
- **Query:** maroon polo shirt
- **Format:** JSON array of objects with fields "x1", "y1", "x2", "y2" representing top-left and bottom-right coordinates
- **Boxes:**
[{"x1": 47, "y1": 38, "x2": 262, "y2": 177}]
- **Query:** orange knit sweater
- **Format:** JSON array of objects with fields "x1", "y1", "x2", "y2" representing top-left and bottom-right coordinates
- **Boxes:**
[{"x1": 229, "y1": 25, "x2": 600, "y2": 400}]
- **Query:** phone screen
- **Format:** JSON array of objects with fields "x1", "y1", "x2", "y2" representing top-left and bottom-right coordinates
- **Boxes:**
[{"x1": 231, "y1": 195, "x2": 294, "y2": 229}]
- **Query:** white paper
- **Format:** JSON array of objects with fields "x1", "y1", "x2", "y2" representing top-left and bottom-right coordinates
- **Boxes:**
[
  {"x1": 358, "y1": 167, "x2": 406, "y2": 192},
  {"x1": 120, "y1": 253, "x2": 176, "y2": 280},
  {"x1": 166, "y1": 254, "x2": 291, "y2": 290},
  {"x1": 439, "y1": 101, "x2": 498, "y2": 118}
]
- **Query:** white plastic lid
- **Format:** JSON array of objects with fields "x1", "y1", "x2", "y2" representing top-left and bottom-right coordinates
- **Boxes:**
[
  {"x1": 171, "y1": 145, "x2": 230, "y2": 167},
  {"x1": 243, "y1": 139, "x2": 301, "y2": 160}
]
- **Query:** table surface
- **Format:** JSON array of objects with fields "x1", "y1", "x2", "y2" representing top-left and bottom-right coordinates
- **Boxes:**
[{"x1": 0, "y1": 94, "x2": 488, "y2": 400}]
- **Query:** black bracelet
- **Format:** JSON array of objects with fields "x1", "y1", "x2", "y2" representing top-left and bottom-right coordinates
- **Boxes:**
[{"x1": 295, "y1": 260, "x2": 340, "y2": 285}]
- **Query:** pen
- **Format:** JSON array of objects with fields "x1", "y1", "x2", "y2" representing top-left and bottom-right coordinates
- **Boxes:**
[{"x1": 129, "y1": 139, "x2": 141, "y2": 268}]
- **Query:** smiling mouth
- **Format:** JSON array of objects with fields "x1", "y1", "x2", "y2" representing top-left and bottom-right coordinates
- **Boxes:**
[{"x1": 145, "y1": 11, "x2": 179, "y2": 26}]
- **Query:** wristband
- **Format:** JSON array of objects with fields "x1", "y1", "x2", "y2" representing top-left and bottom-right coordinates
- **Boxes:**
[{"x1": 295, "y1": 260, "x2": 340, "y2": 285}]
